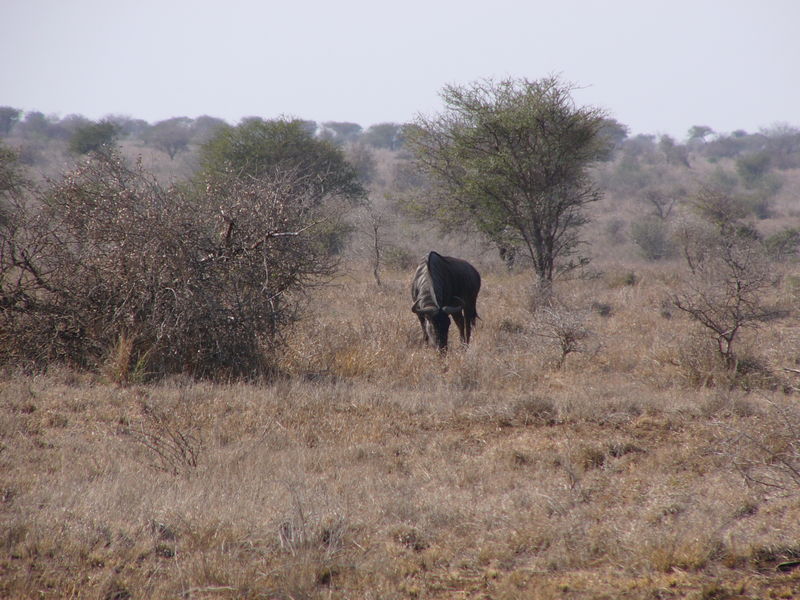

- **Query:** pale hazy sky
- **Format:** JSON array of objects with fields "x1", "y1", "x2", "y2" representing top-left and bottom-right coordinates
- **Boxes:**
[{"x1": 2, "y1": 0, "x2": 798, "y2": 140}]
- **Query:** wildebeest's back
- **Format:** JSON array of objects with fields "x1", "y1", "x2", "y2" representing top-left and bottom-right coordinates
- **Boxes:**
[{"x1": 413, "y1": 251, "x2": 481, "y2": 312}]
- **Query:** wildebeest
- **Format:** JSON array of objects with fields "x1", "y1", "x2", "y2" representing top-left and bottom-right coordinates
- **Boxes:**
[{"x1": 411, "y1": 251, "x2": 481, "y2": 350}]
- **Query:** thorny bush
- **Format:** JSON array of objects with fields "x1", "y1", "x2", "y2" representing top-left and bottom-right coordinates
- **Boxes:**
[{"x1": 0, "y1": 152, "x2": 345, "y2": 379}]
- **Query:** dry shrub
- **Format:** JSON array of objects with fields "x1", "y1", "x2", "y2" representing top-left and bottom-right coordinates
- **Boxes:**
[
  {"x1": 529, "y1": 293, "x2": 596, "y2": 369},
  {"x1": 122, "y1": 399, "x2": 205, "y2": 476},
  {"x1": 718, "y1": 396, "x2": 800, "y2": 495},
  {"x1": 1, "y1": 152, "x2": 344, "y2": 379},
  {"x1": 671, "y1": 204, "x2": 776, "y2": 369}
]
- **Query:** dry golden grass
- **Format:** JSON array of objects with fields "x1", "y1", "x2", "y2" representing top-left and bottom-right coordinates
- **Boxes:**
[{"x1": 2, "y1": 263, "x2": 800, "y2": 599}]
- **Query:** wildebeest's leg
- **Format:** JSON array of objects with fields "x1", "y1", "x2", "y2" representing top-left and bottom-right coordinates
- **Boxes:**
[
  {"x1": 417, "y1": 313, "x2": 429, "y2": 345},
  {"x1": 452, "y1": 312, "x2": 467, "y2": 344},
  {"x1": 463, "y1": 307, "x2": 477, "y2": 344}
]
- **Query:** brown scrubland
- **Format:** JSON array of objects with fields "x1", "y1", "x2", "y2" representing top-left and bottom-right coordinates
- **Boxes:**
[
  {"x1": 2, "y1": 118, "x2": 800, "y2": 598},
  {"x1": 3, "y1": 258, "x2": 800, "y2": 599}
]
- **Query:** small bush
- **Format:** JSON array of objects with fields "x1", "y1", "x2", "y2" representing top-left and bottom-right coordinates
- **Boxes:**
[
  {"x1": 630, "y1": 216, "x2": 674, "y2": 260},
  {"x1": 765, "y1": 228, "x2": 800, "y2": 261},
  {"x1": 720, "y1": 397, "x2": 800, "y2": 494},
  {"x1": 531, "y1": 300, "x2": 593, "y2": 368},
  {"x1": 603, "y1": 218, "x2": 626, "y2": 245},
  {"x1": 382, "y1": 245, "x2": 418, "y2": 270},
  {"x1": 606, "y1": 270, "x2": 638, "y2": 288}
]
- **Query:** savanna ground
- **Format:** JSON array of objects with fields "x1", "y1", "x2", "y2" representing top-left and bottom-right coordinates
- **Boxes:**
[{"x1": 3, "y1": 259, "x2": 800, "y2": 599}]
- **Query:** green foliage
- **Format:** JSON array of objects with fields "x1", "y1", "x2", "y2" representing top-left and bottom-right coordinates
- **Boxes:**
[
  {"x1": 17, "y1": 111, "x2": 52, "y2": 139},
  {"x1": 658, "y1": 135, "x2": 690, "y2": 167},
  {"x1": 0, "y1": 142, "x2": 26, "y2": 195},
  {"x1": 0, "y1": 106, "x2": 22, "y2": 136},
  {"x1": 741, "y1": 190, "x2": 775, "y2": 220},
  {"x1": 406, "y1": 76, "x2": 606, "y2": 282},
  {"x1": 0, "y1": 142, "x2": 27, "y2": 227},
  {"x1": 104, "y1": 114, "x2": 150, "y2": 138},
  {"x1": 688, "y1": 125, "x2": 714, "y2": 142},
  {"x1": 321, "y1": 121, "x2": 363, "y2": 145},
  {"x1": 699, "y1": 163, "x2": 780, "y2": 222},
  {"x1": 190, "y1": 115, "x2": 228, "y2": 145},
  {"x1": 344, "y1": 142, "x2": 376, "y2": 184},
  {"x1": 144, "y1": 117, "x2": 193, "y2": 159},
  {"x1": 198, "y1": 117, "x2": 365, "y2": 204},
  {"x1": 362, "y1": 122, "x2": 404, "y2": 149},
  {"x1": 597, "y1": 118, "x2": 629, "y2": 159},
  {"x1": 689, "y1": 185, "x2": 750, "y2": 230},
  {"x1": 382, "y1": 245, "x2": 417, "y2": 270},
  {"x1": 68, "y1": 120, "x2": 119, "y2": 155},
  {"x1": 760, "y1": 123, "x2": 800, "y2": 169},
  {"x1": 735, "y1": 152, "x2": 771, "y2": 187}
]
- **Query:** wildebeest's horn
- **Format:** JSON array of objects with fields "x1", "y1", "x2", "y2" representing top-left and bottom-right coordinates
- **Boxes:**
[
  {"x1": 412, "y1": 301, "x2": 439, "y2": 315},
  {"x1": 441, "y1": 296, "x2": 465, "y2": 314}
]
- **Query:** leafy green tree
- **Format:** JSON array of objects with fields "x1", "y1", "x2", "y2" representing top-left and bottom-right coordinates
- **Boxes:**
[
  {"x1": 345, "y1": 142, "x2": 377, "y2": 184},
  {"x1": 0, "y1": 142, "x2": 25, "y2": 194},
  {"x1": 0, "y1": 107, "x2": 22, "y2": 136},
  {"x1": 702, "y1": 130, "x2": 758, "y2": 160},
  {"x1": 736, "y1": 152, "x2": 771, "y2": 187},
  {"x1": 597, "y1": 118, "x2": 629, "y2": 159},
  {"x1": 688, "y1": 125, "x2": 714, "y2": 143},
  {"x1": 190, "y1": 115, "x2": 227, "y2": 145},
  {"x1": 46, "y1": 114, "x2": 93, "y2": 142},
  {"x1": 17, "y1": 111, "x2": 52, "y2": 139},
  {"x1": 363, "y1": 122, "x2": 404, "y2": 149},
  {"x1": 0, "y1": 142, "x2": 28, "y2": 227},
  {"x1": 405, "y1": 76, "x2": 606, "y2": 283},
  {"x1": 145, "y1": 117, "x2": 193, "y2": 159},
  {"x1": 105, "y1": 114, "x2": 150, "y2": 138},
  {"x1": 68, "y1": 119, "x2": 119, "y2": 154},
  {"x1": 659, "y1": 135, "x2": 690, "y2": 167},
  {"x1": 321, "y1": 121, "x2": 363, "y2": 145},
  {"x1": 761, "y1": 123, "x2": 800, "y2": 169},
  {"x1": 198, "y1": 117, "x2": 365, "y2": 204}
]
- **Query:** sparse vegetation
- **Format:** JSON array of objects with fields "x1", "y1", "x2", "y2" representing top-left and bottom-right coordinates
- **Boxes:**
[
  {"x1": 2, "y1": 267, "x2": 800, "y2": 598},
  {"x1": 2, "y1": 102, "x2": 800, "y2": 598}
]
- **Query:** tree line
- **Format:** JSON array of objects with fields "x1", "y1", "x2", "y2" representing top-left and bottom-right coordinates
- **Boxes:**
[{"x1": 0, "y1": 107, "x2": 407, "y2": 161}]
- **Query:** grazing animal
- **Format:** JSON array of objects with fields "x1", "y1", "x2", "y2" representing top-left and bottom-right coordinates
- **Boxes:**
[{"x1": 411, "y1": 251, "x2": 481, "y2": 350}]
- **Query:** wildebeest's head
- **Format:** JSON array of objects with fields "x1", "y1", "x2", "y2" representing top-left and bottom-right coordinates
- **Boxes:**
[{"x1": 412, "y1": 300, "x2": 463, "y2": 351}]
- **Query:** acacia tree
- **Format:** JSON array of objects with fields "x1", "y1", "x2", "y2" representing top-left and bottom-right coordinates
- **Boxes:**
[
  {"x1": 68, "y1": 119, "x2": 119, "y2": 155},
  {"x1": 199, "y1": 117, "x2": 365, "y2": 203},
  {"x1": 198, "y1": 118, "x2": 365, "y2": 255},
  {"x1": 405, "y1": 76, "x2": 607, "y2": 282},
  {"x1": 145, "y1": 117, "x2": 193, "y2": 159}
]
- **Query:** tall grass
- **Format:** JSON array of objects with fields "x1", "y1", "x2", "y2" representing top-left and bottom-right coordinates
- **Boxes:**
[{"x1": 2, "y1": 263, "x2": 800, "y2": 598}]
